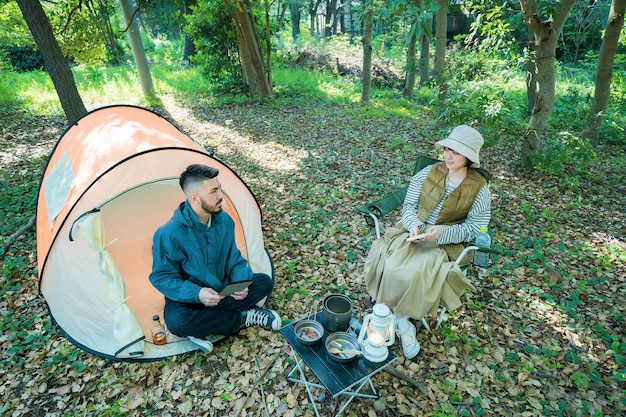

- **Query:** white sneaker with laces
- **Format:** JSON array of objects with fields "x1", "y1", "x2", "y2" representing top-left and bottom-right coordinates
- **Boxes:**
[
  {"x1": 396, "y1": 321, "x2": 421, "y2": 359},
  {"x1": 244, "y1": 307, "x2": 281, "y2": 330}
]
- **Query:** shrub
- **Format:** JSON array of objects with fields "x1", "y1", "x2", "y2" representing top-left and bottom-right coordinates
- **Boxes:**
[{"x1": 1, "y1": 46, "x2": 44, "y2": 72}]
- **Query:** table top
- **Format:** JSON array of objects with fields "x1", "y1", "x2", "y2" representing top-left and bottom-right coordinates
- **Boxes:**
[{"x1": 280, "y1": 312, "x2": 397, "y2": 397}]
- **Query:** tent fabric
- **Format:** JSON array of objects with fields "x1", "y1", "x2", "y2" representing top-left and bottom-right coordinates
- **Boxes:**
[{"x1": 36, "y1": 105, "x2": 273, "y2": 361}]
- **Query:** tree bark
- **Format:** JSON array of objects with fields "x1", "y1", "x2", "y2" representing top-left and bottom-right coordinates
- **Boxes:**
[
  {"x1": 361, "y1": 2, "x2": 374, "y2": 104},
  {"x1": 519, "y1": 0, "x2": 576, "y2": 168},
  {"x1": 324, "y1": 0, "x2": 338, "y2": 37},
  {"x1": 403, "y1": 23, "x2": 418, "y2": 98},
  {"x1": 118, "y1": 0, "x2": 158, "y2": 102},
  {"x1": 309, "y1": 0, "x2": 322, "y2": 37},
  {"x1": 231, "y1": 0, "x2": 272, "y2": 103},
  {"x1": 263, "y1": 0, "x2": 273, "y2": 87},
  {"x1": 16, "y1": 0, "x2": 86, "y2": 123},
  {"x1": 419, "y1": 15, "x2": 431, "y2": 85},
  {"x1": 525, "y1": 28, "x2": 537, "y2": 116},
  {"x1": 433, "y1": 0, "x2": 447, "y2": 104},
  {"x1": 340, "y1": 0, "x2": 352, "y2": 36},
  {"x1": 290, "y1": 1, "x2": 301, "y2": 40},
  {"x1": 580, "y1": 0, "x2": 626, "y2": 147}
]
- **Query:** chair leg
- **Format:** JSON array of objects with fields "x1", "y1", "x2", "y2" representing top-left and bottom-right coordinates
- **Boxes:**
[
  {"x1": 435, "y1": 307, "x2": 447, "y2": 329},
  {"x1": 421, "y1": 307, "x2": 447, "y2": 331},
  {"x1": 368, "y1": 213, "x2": 381, "y2": 239}
]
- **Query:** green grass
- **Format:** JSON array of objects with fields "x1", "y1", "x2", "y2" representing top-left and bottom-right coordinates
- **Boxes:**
[{"x1": 2, "y1": 41, "x2": 624, "y2": 153}]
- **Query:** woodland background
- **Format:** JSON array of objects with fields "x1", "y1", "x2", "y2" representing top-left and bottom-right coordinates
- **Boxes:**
[{"x1": 1, "y1": 0, "x2": 625, "y2": 416}]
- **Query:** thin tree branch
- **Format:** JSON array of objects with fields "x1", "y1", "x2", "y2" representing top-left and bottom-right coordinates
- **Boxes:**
[
  {"x1": 234, "y1": 350, "x2": 280, "y2": 416},
  {"x1": 2, "y1": 215, "x2": 36, "y2": 254}
]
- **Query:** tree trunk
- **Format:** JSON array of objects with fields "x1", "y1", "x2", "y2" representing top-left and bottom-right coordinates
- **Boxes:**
[
  {"x1": 90, "y1": 0, "x2": 121, "y2": 64},
  {"x1": 340, "y1": 0, "x2": 351, "y2": 35},
  {"x1": 403, "y1": 28, "x2": 418, "y2": 99},
  {"x1": 419, "y1": 16, "x2": 431, "y2": 85},
  {"x1": 361, "y1": 3, "x2": 374, "y2": 104},
  {"x1": 433, "y1": 0, "x2": 447, "y2": 104},
  {"x1": 276, "y1": 1, "x2": 288, "y2": 32},
  {"x1": 231, "y1": 0, "x2": 272, "y2": 103},
  {"x1": 519, "y1": 0, "x2": 576, "y2": 168},
  {"x1": 324, "y1": 0, "x2": 337, "y2": 37},
  {"x1": 309, "y1": 0, "x2": 320, "y2": 37},
  {"x1": 16, "y1": 0, "x2": 86, "y2": 123},
  {"x1": 290, "y1": 1, "x2": 301, "y2": 40},
  {"x1": 234, "y1": 25, "x2": 255, "y2": 94},
  {"x1": 118, "y1": 0, "x2": 158, "y2": 102},
  {"x1": 580, "y1": 0, "x2": 626, "y2": 147},
  {"x1": 182, "y1": 0, "x2": 197, "y2": 63},
  {"x1": 525, "y1": 28, "x2": 537, "y2": 116},
  {"x1": 263, "y1": 0, "x2": 272, "y2": 87}
]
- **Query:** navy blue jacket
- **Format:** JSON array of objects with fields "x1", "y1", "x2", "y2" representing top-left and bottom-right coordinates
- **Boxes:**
[{"x1": 149, "y1": 200, "x2": 252, "y2": 303}]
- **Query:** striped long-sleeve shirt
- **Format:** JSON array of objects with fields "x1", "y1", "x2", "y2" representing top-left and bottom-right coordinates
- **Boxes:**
[{"x1": 401, "y1": 165, "x2": 491, "y2": 245}]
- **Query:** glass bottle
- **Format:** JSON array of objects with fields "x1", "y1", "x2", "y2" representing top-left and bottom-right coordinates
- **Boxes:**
[
  {"x1": 152, "y1": 315, "x2": 167, "y2": 345},
  {"x1": 473, "y1": 227, "x2": 491, "y2": 268}
]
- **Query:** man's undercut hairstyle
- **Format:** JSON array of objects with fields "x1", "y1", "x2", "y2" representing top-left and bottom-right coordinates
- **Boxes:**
[{"x1": 180, "y1": 164, "x2": 219, "y2": 193}]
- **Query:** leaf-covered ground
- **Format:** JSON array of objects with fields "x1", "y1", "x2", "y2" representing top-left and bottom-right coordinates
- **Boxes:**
[{"x1": 1, "y1": 95, "x2": 624, "y2": 417}]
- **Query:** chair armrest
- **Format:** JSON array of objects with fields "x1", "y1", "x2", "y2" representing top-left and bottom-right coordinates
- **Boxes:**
[
  {"x1": 356, "y1": 187, "x2": 408, "y2": 238},
  {"x1": 456, "y1": 245, "x2": 479, "y2": 266},
  {"x1": 356, "y1": 187, "x2": 408, "y2": 219}
]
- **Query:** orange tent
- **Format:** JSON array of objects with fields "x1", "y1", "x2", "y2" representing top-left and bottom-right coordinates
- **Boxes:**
[{"x1": 36, "y1": 105, "x2": 273, "y2": 360}]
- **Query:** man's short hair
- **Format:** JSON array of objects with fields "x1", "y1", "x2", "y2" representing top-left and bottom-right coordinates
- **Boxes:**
[{"x1": 180, "y1": 164, "x2": 219, "y2": 193}]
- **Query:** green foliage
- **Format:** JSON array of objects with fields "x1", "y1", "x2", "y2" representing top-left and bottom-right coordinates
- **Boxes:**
[
  {"x1": 184, "y1": 0, "x2": 241, "y2": 92},
  {"x1": 0, "y1": 1, "x2": 33, "y2": 47},
  {"x1": 272, "y1": 66, "x2": 361, "y2": 105},
  {"x1": 530, "y1": 131, "x2": 596, "y2": 190},
  {"x1": 44, "y1": 0, "x2": 111, "y2": 65},
  {"x1": 469, "y1": 3, "x2": 519, "y2": 57},
  {"x1": 0, "y1": 51, "x2": 18, "y2": 111},
  {"x1": 2, "y1": 46, "x2": 44, "y2": 72},
  {"x1": 138, "y1": 0, "x2": 187, "y2": 39},
  {"x1": 439, "y1": 50, "x2": 527, "y2": 142},
  {"x1": 0, "y1": 167, "x2": 40, "y2": 254},
  {"x1": 560, "y1": 1, "x2": 607, "y2": 64}
]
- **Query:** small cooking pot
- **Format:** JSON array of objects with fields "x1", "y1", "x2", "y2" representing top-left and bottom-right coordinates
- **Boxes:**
[
  {"x1": 321, "y1": 294, "x2": 353, "y2": 332},
  {"x1": 294, "y1": 319, "x2": 323, "y2": 346},
  {"x1": 325, "y1": 331, "x2": 361, "y2": 363}
]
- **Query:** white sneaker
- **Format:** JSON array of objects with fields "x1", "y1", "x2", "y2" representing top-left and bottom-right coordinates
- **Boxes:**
[
  {"x1": 396, "y1": 321, "x2": 421, "y2": 359},
  {"x1": 244, "y1": 307, "x2": 281, "y2": 330}
]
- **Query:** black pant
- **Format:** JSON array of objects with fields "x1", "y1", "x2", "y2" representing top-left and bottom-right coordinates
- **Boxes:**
[{"x1": 163, "y1": 273, "x2": 274, "y2": 338}]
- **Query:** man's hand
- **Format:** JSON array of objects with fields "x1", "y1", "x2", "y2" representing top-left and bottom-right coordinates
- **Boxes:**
[
  {"x1": 199, "y1": 287, "x2": 225, "y2": 307},
  {"x1": 230, "y1": 287, "x2": 249, "y2": 301}
]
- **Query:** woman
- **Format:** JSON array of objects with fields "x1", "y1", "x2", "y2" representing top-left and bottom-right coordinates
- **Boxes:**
[{"x1": 364, "y1": 125, "x2": 491, "y2": 359}]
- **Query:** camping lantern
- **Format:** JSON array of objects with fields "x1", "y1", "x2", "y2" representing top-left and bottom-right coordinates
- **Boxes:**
[{"x1": 358, "y1": 304, "x2": 395, "y2": 362}]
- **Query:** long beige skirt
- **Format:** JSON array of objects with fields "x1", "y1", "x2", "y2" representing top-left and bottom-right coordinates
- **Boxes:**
[{"x1": 364, "y1": 223, "x2": 475, "y2": 320}]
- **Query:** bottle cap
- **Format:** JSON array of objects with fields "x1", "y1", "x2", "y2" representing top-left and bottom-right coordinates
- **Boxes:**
[
  {"x1": 153, "y1": 315, "x2": 159, "y2": 321},
  {"x1": 480, "y1": 227, "x2": 488, "y2": 232}
]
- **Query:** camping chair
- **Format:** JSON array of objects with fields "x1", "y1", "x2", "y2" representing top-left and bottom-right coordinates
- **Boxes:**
[{"x1": 356, "y1": 155, "x2": 492, "y2": 330}]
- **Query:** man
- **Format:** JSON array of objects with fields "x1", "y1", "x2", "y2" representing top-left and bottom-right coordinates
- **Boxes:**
[{"x1": 150, "y1": 164, "x2": 280, "y2": 343}]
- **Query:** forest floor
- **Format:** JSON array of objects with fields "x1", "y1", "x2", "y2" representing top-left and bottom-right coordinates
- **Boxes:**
[{"x1": 1, "y1": 81, "x2": 625, "y2": 416}]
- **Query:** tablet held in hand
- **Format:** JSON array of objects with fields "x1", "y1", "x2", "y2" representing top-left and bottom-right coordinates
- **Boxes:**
[
  {"x1": 219, "y1": 280, "x2": 253, "y2": 296},
  {"x1": 406, "y1": 232, "x2": 430, "y2": 242}
]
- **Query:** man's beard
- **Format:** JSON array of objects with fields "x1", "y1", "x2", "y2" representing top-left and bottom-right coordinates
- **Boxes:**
[{"x1": 200, "y1": 197, "x2": 222, "y2": 214}]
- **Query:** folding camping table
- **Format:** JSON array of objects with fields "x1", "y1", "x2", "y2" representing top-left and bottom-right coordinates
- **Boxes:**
[{"x1": 280, "y1": 313, "x2": 397, "y2": 417}]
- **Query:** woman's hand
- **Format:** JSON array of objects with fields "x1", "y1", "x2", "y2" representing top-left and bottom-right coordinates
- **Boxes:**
[
  {"x1": 199, "y1": 287, "x2": 225, "y2": 307},
  {"x1": 424, "y1": 225, "x2": 442, "y2": 241}
]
